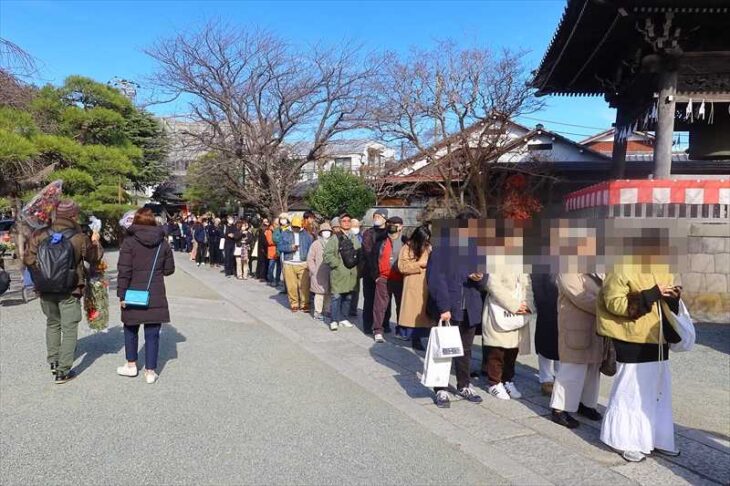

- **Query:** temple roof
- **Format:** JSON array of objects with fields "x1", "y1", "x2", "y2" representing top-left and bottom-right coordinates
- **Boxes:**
[{"x1": 532, "y1": 0, "x2": 730, "y2": 98}]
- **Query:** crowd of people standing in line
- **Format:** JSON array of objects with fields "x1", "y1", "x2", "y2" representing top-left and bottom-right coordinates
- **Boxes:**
[
  {"x1": 22, "y1": 201, "x2": 685, "y2": 466},
  {"x1": 162, "y1": 207, "x2": 683, "y2": 464}
]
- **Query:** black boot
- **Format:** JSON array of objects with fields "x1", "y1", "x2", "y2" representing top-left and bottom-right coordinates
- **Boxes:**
[
  {"x1": 551, "y1": 410, "x2": 579, "y2": 429},
  {"x1": 578, "y1": 403, "x2": 602, "y2": 421}
]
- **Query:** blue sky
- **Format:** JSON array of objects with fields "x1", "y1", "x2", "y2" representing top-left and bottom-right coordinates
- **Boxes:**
[{"x1": 1, "y1": 0, "x2": 616, "y2": 141}]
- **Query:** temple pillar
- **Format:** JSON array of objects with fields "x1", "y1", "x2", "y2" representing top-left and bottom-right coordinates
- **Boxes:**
[
  {"x1": 653, "y1": 68, "x2": 678, "y2": 179},
  {"x1": 611, "y1": 104, "x2": 628, "y2": 179}
]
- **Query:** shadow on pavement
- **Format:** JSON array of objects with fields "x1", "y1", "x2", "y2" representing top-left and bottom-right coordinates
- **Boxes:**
[
  {"x1": 131, "y1": 324, "x2": 187, "y2": 375},
  {"x1": 74, "y1": 324, "x2": 186, "y2": 376},
  {"x1": 694, "y1": 322, "x2": 730, "y2": 355},
  {"x1": 75, "y1": 326, "x2": 126, "y2": 375}
]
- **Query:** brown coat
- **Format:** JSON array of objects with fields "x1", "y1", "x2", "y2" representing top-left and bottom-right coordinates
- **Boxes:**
[
  {"x1": 397, "y1": 244, "x2": 432, "y2": 327},
  {"x1": 117, "y1": 224, "x2": 175, "y2": 326},
  {"x1": 556, "y1": 274, "x2": 604, "y2": 364},
  {"x1": 24, "y1": 217, "x2": 103, "y2": 296}
]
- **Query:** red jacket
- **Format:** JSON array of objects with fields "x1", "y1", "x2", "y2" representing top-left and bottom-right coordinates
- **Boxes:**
[{"x1": 378, "y1": 238, "x2": 403, "y2": 282}]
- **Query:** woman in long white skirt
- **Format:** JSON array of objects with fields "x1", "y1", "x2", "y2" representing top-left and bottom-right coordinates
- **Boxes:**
[{"x1": 597, "y1": 270, "x2": 682, "y2": 463}]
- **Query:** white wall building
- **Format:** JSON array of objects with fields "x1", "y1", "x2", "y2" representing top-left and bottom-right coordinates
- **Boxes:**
[{"x1": 297, "y1": 139, "x2": 396, "y2": 181}]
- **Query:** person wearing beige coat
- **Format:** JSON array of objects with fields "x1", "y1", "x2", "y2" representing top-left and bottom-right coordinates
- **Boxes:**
[
  {"x1": 482, "y1": 273, "x2": 534, "y2": 400},
  {"x1": 550, "y1": 274, "x2": 605, "y2": 429},
  {"x1": 306, "y1": 224, "x2": 332, "y2": 321},
  {"x1": 396, "y1": 243, "x2": 432, "y2": 328}
]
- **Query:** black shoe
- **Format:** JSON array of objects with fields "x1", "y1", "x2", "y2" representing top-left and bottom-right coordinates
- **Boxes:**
[
  {"x1": 470, "y1": 371, "x2": 481, "y2": 378},
  {"x1": 578, "y1": 403, "x2": 603, "y2": 421},
  {"x1": 363, "y1": 328, "x2": 373, "y2": 335},
  {"x1": 435, "y1": 390, "x2": 451, "y2": 408},
  {"x1": 456, "y1": 386, "x2": 483, "y2": 404},
  {"x1": 383, "y1": 327, "x2": 392, "y2": 334},
  {"x1": 54, "y1": 370, "x2": 76, "y2": 384},
  {"x1": 50, "y1": 362, "x2": 59, "y2": 375},
  {"x1": 551, "y1": 410, "x2": 579, "y2": 429}
]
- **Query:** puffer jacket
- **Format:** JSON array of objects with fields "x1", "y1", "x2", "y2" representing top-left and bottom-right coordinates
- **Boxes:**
[
  {"x1": 556, "y1": 274, "x2": 603, "y2": 364},
  {"x1": 117, "y1": 224, "x2": 175, "y2": 326}
]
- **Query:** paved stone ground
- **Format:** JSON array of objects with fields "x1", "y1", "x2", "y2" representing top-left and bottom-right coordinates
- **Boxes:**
[{"x1": 1, "y1": 252, "x2": 728, "y2": 485}]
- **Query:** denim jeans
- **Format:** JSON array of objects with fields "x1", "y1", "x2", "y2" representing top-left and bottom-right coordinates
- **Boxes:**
[
  {"x1": 267, "y1": 258, "x2": 281, "y2": 285},
  {"x1": 331, "y1": 292, "x2": 352, "y2": 323},
  {"x1": 124, "y1": 323, "x2": 161, "y2": 370}
]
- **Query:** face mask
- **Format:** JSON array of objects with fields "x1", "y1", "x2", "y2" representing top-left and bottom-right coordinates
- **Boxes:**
[
  {"x1": 321, "y1": 231, "x2": 332, "y2": 239},
  {"x1": 350, "y1": 227, "x2": 360, "y2": 235},
  {"x1": 374, "y1": 219, "x2": 385, "y2": 228},
  {"x1": 387, "y1": 225, "x2": 399, "y2": 234}
]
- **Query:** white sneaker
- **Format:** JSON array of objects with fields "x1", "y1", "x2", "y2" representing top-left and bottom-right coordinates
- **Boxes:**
[
  {"x1": 144, "y1": 370, "x2": 158, "y2": 384},
  {"x1": 374, "y1": 333, "x2": 384, "y2": 343},
  {"x1": 488, "y1": 383, "x2": 511, "y2": 400},
  {"x1": 329, "y1": 321, "x2": 339, "y2": 331},
  {"x1": 622, "y1": 450, "x2": 646, "y2": 462},
  {"x1": 339, "y1": 320, "x2": 354, "y2": 328},
  {"x1": 116, "y1": 364, "x2": 138, "y2": 377},
  {"x1": 504, "y1": 381, "x2": 522, "y2": 399}
]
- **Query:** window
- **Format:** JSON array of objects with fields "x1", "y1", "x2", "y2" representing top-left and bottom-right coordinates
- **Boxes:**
[
  {"x1": 334, "y1": 157, "x2": 352, "y2": 171},
  {"x1": 527, "y1": 142, "x2": 553, "y2": 151},
  {"x1": 367, "y1": 151, "x2": 383, "y2": 169}
]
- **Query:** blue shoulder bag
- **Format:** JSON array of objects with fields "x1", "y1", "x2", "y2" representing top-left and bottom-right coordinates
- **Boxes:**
[{"x1": 123, "y1": 244, "x2": 162, "y2": 308}]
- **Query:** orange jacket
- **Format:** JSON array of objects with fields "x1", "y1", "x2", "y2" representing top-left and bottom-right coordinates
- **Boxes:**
[{"x1": 265, "y1": 228, "x2": 277, "y2": 259}]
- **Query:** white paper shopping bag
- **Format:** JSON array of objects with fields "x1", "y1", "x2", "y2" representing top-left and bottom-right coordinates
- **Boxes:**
[
  {"x1": 432, "y1": 320, "x2": 464, "y2": 359},
  {"x1": 420, "y1": 326, "x2": 453, "y2": 388}
]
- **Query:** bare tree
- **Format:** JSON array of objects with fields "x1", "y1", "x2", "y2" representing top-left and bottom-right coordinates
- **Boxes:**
[
  {"x1": 371, "y1": 41, "x2": 544, "y2": 216},
  {"x1": 146, "y1": 22, "x2": 377, "y2": 215},
  {"x1": 0, "y1": 38, "x2": 36, "y2": 108}
]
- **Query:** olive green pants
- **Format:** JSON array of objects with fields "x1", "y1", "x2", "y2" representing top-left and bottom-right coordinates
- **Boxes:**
[{"x1": 40, "y1": 294, "x2": 82, "y2": 374}]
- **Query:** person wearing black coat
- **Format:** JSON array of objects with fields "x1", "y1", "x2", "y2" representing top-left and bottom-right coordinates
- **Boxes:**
[
  {"x1": 183, "y1": 220, "x2": 193, "y2": 253},
  {"x1": 531, "y1": 273, "x2": 560, "y2": 395},
  {"x1": 206, "y1": 219, "x2": 222, "y2": 267},
  {"x1": 426, "y1": 217, "x2": 487, "y2": 409},
  {"x1": 116, "y1": 209, "x2": 175, "y2": 384},
  {"x1": 222, "y1": 217, "x2": 242, "y2": 277},
  {"x1": 193, "y1": 219, "x2": 209, "y2": 266},
  {"x1": 361, "y1": 209, "x2": 389, "y2": 334},
  {"x1": 256, "y1": 217, "x2": 271, "y2": 281},
  {"x1": 168, "y1": 220, "x2": 182, "y2": 251}
]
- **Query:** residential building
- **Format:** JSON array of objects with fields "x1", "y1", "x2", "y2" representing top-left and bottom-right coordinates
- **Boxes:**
[{"x1": 297, "y1": 139, "x2": 396, "y2": 181}]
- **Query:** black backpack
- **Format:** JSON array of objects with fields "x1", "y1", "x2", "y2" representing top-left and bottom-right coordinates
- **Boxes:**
[
  {"x1": 30, "y1": 228, "x2": 78, "y2": 294},
  {"x1": 338, "y1": 234, "x2": 360, "y2": 269},
  {"x1": 0, "y1": 269, "x2": 10, "y2": 296}
]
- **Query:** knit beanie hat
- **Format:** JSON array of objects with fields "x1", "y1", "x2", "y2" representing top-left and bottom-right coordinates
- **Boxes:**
[{"x1": 55, "y1": 200, "x2": 80, "y2": 220}]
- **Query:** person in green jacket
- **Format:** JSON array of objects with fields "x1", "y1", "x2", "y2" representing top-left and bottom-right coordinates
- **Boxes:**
[{"x1": 324, "y1": 215, "x2": 361, "y2": 331}]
